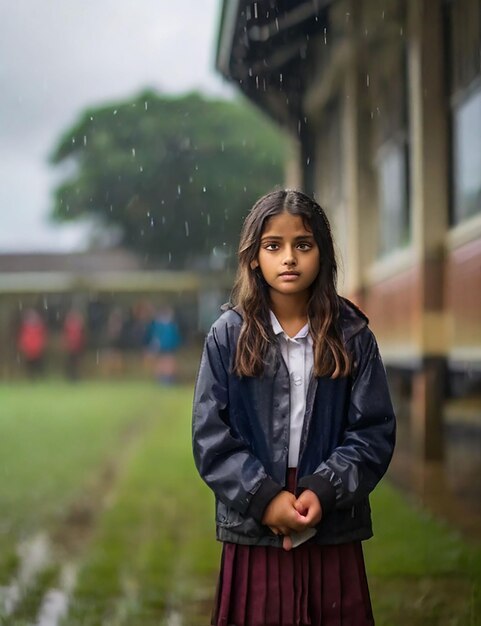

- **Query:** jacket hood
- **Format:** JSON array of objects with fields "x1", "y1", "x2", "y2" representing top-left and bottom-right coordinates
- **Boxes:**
[{"x1": 220, "y1": 296, "x2": 368, "y2": 343}]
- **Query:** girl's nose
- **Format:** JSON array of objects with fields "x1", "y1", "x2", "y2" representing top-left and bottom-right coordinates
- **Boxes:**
[{"x1": 283, "y1": 248, "x2": 296, "y2": 265}]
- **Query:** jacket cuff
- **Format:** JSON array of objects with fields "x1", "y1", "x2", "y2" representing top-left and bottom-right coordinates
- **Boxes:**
[
  {"x1": 297, "y1": 474, "x2": 337, "y2": 516},
  {"x1": 246, "y1": 477, "x2": 283, "y2": 522}
]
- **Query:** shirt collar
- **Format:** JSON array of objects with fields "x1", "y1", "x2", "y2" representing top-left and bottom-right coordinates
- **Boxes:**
[{"x1": 269, "y1": 310, "x2": 310, "y2": 340}]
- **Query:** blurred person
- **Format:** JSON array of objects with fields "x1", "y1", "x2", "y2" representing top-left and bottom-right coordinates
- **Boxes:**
[
  {"x1": 17, "y1": 309, "x2": 47, "y2": 378},
  {"x1": 145, "y1": 306, "x2": 182, "y2": 384},
  {"x1": 102, "y1": 307, "x2": 126, "y2": 376},
  {"x1": 192, "y1": 190, "x2": 396, "y2": 626},
  {"x1": 62, "y1": 309, "x2": 86, "y2": 380}
]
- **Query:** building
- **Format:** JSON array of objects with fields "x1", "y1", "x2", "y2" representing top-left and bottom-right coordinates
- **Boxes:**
[
  {"x1": 0, "y1": 249, "x2": 232, "y2": 378},
  {"x1": 216, "y1": 0, "x2": 481, "y2": 514}
]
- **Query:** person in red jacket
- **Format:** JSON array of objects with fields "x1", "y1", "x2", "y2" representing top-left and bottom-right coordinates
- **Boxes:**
[
  {"x1": 17, "y1": 309, "x2": 47, "y2": 378},
  {"x1": 62, "y1": 309, "x2": 86, "y2": 380}
]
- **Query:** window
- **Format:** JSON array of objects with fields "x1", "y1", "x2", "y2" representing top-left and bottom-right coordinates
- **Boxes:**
[
  {"x1": 453, "y1": 87, "x2": 481, "y2": 222},
  {"x1": 365, "y1": 1, "x2": 409, "y2": 256},
  {"x1": 376, "y1": 140, "x2": 410, "y2": 255},
  {"x1": 446, "y1": 0, "x2": 481, "y2": 223}
]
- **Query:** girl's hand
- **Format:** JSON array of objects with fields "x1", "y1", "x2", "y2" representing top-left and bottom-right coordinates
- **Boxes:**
[
  {"x1": 262, "y1": 490, "x2": 307, "y2": 532},
  {"x1": 294, "y1": 489, "x2": 322, "y2": 526}
]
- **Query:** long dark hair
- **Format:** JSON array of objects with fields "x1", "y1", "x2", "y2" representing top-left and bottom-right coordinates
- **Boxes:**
[{"x1": 231, "y1": 189, "x2": 350, "y2": 378}]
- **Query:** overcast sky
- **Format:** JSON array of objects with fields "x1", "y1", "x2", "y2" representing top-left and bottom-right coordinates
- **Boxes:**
[{"x1": 0, "y1": 0, "x2": 232, "y2": 252}]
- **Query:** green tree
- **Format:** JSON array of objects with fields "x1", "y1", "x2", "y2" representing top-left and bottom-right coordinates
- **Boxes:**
[{"x1": 50, "y1": 90, "x2": 287, "y2": 268}]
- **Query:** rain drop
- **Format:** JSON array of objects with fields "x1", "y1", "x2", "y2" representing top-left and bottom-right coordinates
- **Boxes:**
[
  {"x1": 150, "y1": 218, "x2": 154, "y2": 227},
  {"x1": 168, "y1": 252, "x2": 172, "y2": 263},
  {"x1": 144, "y1": 101, "x2": 148, "y2": 110},
  {"x1": 254, "y1": 2, "x2": 258, "y2": 18},
  {"x1": 139, "y1": 165, "x2": 143, "y2": 172},
  {"x1": 162, "y1": 216, "x2": 166, "y2": 224},
  {"x1": 177, "y1": 185, "x2": 182, "y2": 195},
  {"x1": 83, "y1": 135, "x2": 87, "y2": 146},
  {"x1": 132, "y1": 148, "x2": 136, "y2": 157},
  {"x1": 366, "y1": 74, "x2": 370, "y2": 87},
  {"x1": 202, "y1": 186, "x2": 207, "y2": 193},
  {"x1": 185, "y1": 221, "x2": 190, "y2": 237},
  {"x1": 207, "y1": 214, "x2": 211, "y2": 226},
  {"x1": 113, "y1": 109, "x2": 118, "y2": 115}
]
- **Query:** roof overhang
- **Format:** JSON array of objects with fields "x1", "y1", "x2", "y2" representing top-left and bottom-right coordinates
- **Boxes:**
[{"x1": 216, "y1": 0, "x2": 333, "y2": 127}]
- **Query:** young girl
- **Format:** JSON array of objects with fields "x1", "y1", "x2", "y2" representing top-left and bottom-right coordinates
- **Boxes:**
[{"x1": 192, "y1": 189, "x2": 396, "y2": 626}]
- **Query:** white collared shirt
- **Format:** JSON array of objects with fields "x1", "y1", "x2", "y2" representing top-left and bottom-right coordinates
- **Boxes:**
[{"x1": 269, "y1": 311, "x2": 314, "y2": 468}]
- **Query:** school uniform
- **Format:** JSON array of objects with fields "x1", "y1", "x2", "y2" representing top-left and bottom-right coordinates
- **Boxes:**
[{"x1": 192, "y1": 297, "x2": 396, "y2": 626}]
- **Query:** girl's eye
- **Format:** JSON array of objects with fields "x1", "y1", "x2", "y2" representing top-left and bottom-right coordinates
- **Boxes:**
[
  {"x1": 297, "y1": 242, "x2": 312, "y2": 250},
  {"x1": 264, "y1": 243, "x2": 279, "y2": 250}
]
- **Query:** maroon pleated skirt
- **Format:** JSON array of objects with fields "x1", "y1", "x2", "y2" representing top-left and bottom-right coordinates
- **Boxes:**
[{"x1": 212, "y1": 471, "x2": 374, "y2": 626}]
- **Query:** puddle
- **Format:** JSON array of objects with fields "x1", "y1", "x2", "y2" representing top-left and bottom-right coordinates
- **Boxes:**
[
  {"x1": 166, "y1": 609, "x2": 182, "y2": 626},
  {"x1": 0, "y1": 532, "x2": 52, "y2": 615},
  {"x1": 35, "y1": 563, "x2": 77, "y2": 626}
]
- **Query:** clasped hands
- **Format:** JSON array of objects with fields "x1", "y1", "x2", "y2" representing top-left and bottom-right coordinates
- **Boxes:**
[{"x1": 261, "y1": 489, "x2": 322, "y2": 551}]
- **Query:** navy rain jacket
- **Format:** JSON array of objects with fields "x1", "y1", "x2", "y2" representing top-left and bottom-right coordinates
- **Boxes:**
[{"x1": 192, "y1": 297, "x2": 396, "y2": 546}]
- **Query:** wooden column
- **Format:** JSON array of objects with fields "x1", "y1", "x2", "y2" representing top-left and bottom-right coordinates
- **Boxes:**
[
  {"x1": 343, "y1": 0, "x2": 377, "y2": 299},
  {"x1": 407, "y1": 0, "x2": 449, "y2": 460}
]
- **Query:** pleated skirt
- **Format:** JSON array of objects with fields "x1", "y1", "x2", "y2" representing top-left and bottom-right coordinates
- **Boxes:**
[{"x1": 211, "y1": 471, "x2": 374, "y2": 626}]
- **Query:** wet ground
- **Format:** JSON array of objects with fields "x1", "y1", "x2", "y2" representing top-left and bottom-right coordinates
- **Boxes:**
[{"x1": 389, "y1": 395, "x2": 481, "y2": 542}]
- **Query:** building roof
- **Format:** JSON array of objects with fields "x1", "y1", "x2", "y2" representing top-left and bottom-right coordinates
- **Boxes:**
[
  {"x1": 0, "y1": 249, "x2": 143, "y2": 274},
  {"x1": 216, "y1": 0, "x2": 333, "y2": 127},
  {"x1": 0, "y1": 248, "x2": 143, "y2": 274}
]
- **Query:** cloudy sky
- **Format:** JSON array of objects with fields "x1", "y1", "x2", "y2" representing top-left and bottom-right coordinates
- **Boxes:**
[{"x1": 0, "y1": 0, "x2": 231, "y2": 252}]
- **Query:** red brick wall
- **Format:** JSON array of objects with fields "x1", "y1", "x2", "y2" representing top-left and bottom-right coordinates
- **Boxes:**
[
  {"x1": 445, "y1": 237, "x2": 481, "y2": 353},
  {"x1": 351, "y1": 266, "x2": 419, "y2": 353}
]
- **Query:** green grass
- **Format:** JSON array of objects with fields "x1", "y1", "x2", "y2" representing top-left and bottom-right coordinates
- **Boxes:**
[
  {"x1": 0, "y1": 381, "x2": 163, "y2": 582},
  {"x1": 0, "y1": 381, "x2": 480, "y2": 625},
  {"x1": 64, "y1": 386, "x2": 219, "y2": 626},
  {"x1": 365, "y1": 484, "x2": 481, "y2": 625}
]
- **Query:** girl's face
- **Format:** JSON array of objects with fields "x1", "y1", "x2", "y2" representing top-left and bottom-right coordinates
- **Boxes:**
[{"x1": 252, "y1": 212, "x2": 320, "y2": 301}]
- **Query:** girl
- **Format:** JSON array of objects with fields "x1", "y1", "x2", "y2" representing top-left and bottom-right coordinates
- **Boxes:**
[{"x1": 192, "y1": 189, "x2": 396, "y2": 626}]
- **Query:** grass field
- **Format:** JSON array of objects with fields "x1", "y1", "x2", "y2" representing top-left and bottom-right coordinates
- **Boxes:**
[{"x1": 0, "y1": 381, "x2": 480, "y2": 625}]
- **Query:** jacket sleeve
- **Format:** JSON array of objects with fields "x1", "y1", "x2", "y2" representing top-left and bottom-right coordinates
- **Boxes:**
[
  {"x1": 192, "y1": 323, "x2": 283, "y2": 519},
  {"x1": 298, "y1": 327, "x2": 396, "y2": 514}
]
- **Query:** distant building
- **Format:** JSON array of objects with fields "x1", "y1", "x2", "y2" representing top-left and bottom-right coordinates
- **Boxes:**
[
  {"x1": 0, "y1": 248, "x2": 231, "y2": 377},
  {"x1": 216, "y1": 1, "x2": 481, "y2": 480}
]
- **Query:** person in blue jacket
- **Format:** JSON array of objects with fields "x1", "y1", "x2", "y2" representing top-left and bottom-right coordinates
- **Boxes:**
[
  {"x1": 145, "y1": 306, "x2": 181, "y2": 384},
  {"x1": 192, "y1": 189, "x2": 396, "y2": 626}
]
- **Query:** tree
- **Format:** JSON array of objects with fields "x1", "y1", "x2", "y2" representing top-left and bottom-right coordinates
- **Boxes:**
[{"x1": 49, "y1": 90, "x2": 287, "y2": 268}]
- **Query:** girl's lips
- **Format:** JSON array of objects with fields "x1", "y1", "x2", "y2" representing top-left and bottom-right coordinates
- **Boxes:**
[{"x1": 279, "y1": 272, "x2": 300, "y2": 280}]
